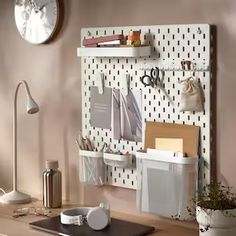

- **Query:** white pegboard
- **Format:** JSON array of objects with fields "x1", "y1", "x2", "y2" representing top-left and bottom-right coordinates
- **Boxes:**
[{"x1": 78, "y1": 24, "x2": 212, "y2": 189}]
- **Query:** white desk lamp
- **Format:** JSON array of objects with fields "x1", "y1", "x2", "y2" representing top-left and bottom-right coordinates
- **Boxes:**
[{"x1": 0, "y1": 80, "x2": 39, "y2": 204}]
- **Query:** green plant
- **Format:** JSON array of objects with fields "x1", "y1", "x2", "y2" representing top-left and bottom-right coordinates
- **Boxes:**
[
  {"x1": 196, "y1": 182, "x2": 236, "y2": 210},
  {"x1": 187, "y1": 182, "x2": 236, "y2": 233}
]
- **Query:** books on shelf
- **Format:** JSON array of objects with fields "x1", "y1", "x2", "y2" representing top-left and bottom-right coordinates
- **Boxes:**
[{"x1": 83, "y1": 34, "x2": 124, "y2": 47}]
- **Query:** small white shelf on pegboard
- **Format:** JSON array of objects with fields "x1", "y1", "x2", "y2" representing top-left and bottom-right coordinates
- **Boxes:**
[{"x1": 77, "y1": 46, "x2": 151, "y2": 57}]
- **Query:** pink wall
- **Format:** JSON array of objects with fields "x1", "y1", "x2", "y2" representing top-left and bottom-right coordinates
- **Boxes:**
[{"x1": 1, "y1": 0, "x2": 236, "y2": 215}]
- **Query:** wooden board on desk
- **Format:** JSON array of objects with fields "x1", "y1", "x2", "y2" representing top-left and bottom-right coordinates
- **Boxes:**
[{"x1": 145, "y1": 122, "x2": 199, "y2": 157}]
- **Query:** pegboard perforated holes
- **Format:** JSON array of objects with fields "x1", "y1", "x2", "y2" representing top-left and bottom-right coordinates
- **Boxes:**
[
  {"x1": 193, "y1": 34, "x2": 195, "y2": 39},
  {"x1": 203, "y1": 135, "x2": 206, "y2": 141},
  {"x1": 187, "y1": 27, "x2": 190, "y2": 33}
]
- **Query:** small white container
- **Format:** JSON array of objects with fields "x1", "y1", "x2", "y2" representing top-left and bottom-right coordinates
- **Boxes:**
[
  {"x1": 103, "y1": 153, "x2": 134, "y2": 168},
  {"x1": 79, "y1": 150, "x2": 105, "y2": 186},
  {"x1": 136, "y1": 150, "x2": 198, "y2": 220}
]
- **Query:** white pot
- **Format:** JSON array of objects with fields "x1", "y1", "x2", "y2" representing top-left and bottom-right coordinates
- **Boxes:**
[{"x1": 196, "y1": 206, "x2": 236, "y2": 236}]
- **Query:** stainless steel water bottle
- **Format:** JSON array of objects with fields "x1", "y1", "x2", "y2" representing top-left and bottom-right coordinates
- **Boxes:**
[{"x1": 43, "y1": 160, "x2": 62, "y2": 208}]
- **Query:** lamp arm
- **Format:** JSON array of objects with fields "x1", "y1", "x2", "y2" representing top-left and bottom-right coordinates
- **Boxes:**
[{"x1": 13, "y1": 80, "x2": 32, "y2": 192}]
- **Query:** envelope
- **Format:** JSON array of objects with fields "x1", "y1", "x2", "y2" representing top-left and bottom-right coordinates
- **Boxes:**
[{"x1": 145, "y1": 121, "x2": 199, "y2": 157}]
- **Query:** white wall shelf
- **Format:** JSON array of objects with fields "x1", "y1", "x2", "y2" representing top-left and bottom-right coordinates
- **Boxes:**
[{"x1": 77, "y1": 46, "x2": 151, "y2": 57}]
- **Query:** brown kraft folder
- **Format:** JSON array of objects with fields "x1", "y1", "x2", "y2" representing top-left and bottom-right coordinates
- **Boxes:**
[{"x1": 145, "y1": 121, "x2": 200, "y2": 157}]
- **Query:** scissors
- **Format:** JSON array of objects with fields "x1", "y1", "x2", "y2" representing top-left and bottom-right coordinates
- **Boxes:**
[{"x1": 140, "y1": 67, "x2": 163, "y2": 88}]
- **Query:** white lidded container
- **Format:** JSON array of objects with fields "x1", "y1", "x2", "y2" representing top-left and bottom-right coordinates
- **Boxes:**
[{"x1": 136, "y1": 150, "x2": 198, "y2": 220}]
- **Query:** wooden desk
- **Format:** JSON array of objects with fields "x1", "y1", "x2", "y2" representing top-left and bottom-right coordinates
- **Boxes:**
[{"x1": 0, "y1": 201, "x2": 198, "y2": 236}]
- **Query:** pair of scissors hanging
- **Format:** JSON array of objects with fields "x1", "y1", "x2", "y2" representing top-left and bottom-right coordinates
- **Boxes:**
[
  {"x1": 140, "y1": 67, "x2": 163, "y2": 88},
  {"x1": 140, "y1": 67, "x2": 174, "y2": 106}
]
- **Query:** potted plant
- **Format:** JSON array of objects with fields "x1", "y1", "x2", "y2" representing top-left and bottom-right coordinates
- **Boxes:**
[{"x1": 192, "y1": 182, "x2": 236, "y2": 236}]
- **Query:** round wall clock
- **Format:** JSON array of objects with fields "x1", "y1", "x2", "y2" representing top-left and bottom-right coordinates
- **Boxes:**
[{"x1": 14, "y1": 0, "x2": 60, "y2": 44}]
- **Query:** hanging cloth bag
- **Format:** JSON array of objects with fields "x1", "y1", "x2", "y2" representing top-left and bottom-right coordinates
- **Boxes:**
[{"x1": 179, "y1": 77, "x2": 204, "y2": 112}]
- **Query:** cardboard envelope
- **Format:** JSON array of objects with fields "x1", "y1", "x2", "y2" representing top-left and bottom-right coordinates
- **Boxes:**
[{"x1": 145, "y1": 121, "x2": 200, "y2": 157}]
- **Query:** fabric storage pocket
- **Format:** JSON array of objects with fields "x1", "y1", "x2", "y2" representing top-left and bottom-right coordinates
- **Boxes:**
[{"x1": 79, "y1": 150, "x2": 105, "y2": 186}]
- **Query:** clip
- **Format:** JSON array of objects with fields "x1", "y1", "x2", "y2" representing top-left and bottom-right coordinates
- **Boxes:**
[
  {"x1": 97, "y1": 72, "x2": 104, "y2": 94},
  {"x1": 122, "y1": 73, "x2": 130, "y2": 96}
]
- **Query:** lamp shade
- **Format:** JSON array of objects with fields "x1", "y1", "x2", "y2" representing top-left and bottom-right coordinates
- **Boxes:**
[{"x1": 27, "y1": 95, "x2": 39, "y2": 114}]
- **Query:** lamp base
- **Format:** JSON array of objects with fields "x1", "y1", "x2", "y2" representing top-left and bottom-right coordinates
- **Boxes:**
[{"x1": 0, "y1": 190, "x2": 31, "y2": 204}]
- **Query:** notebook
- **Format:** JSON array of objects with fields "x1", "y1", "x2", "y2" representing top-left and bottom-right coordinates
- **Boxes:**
[{"x1": 30, "y1": 216, "x2": 155, "y2": 236}]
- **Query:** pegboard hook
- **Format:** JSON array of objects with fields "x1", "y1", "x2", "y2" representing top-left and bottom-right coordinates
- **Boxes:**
[{"x1": 97, "y1": 72, "x2": 104, "y2": 94}]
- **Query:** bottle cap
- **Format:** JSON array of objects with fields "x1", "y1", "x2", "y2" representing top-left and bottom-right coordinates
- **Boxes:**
[{"x1": 46, "y1": 160, "x2": 59, "y2": 169}]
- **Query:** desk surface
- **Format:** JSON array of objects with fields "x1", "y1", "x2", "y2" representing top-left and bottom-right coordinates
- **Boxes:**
[{"x1": 0, "y1": 201, "x2": 198, "y2": 236}]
